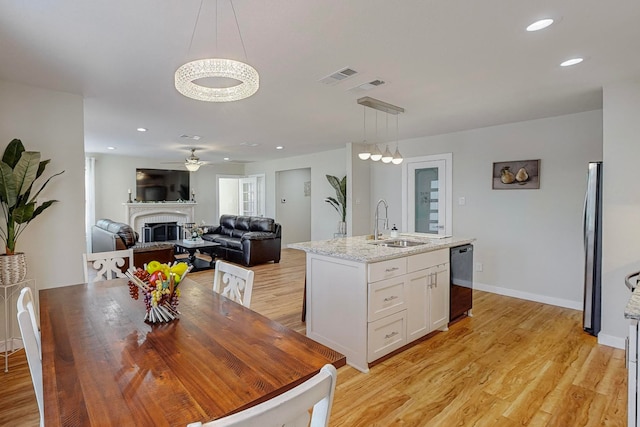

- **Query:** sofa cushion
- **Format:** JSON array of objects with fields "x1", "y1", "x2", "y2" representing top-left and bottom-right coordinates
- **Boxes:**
[
  {"x1": 235, "y1": 216, "x2": 251, "y2": 231},
  {"x1": 242, "y1": 231, "x2": 277, "y2": 241},
  {"x1": 219, "y1": 215, "x2": 236, "y2": 236},
  {"x1": 214, "y1": 236, "x2": 243, "y2": 250},
  {"x1": 250, "y1": 217, "x2": 275, "y2": 233}
]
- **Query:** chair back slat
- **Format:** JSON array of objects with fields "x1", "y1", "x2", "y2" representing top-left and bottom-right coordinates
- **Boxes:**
[
  {"x1": 17, "y1": 287, "x2": 44, "y2": 427},
  {"x1": 187, "y1": 364, "x2": 337, "y2": 427},
  {"x1": 83, "y1": 249, "x2": 134, "y2": 282},
  {"x1": 213, "y1": 260, "x2": 254, "y2": 307}
]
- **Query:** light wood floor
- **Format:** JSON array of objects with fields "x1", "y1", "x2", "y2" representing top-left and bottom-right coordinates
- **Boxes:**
[{"x1": 1, "y1": 249, "x2": 627, "y2": 426}]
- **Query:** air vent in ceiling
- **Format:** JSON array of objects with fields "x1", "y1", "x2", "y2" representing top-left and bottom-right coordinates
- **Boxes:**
[
  {"x1": 180, "y1": 134, "x2": 201, "y2": 141},
  {"x1": 319, "y1": 67, "x2": 358, "y2": 85},
  {"x1": 347, "y1": 79, "x2": 386, "y2": 94}
]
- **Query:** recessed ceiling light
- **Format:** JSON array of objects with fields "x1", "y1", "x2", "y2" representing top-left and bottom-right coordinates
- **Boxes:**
[
  {"x1": 276, "y1": 146, "x2": 284, "y2": 150},
  {"x1": 136, "y1": 127, "x2": 147, "y2": 132},
  {"x1": 107, "y1": 146, "x2": 116, "y2": 150},
  {"x1": 526, "y1": 18, "x2": 554, "y2": 32},
  {"x1": 560, "y1": 57, "x2": 584, "y2": 67},
  {"x1": 223, "y1": 157, "x2": 230, "y2": 161}
]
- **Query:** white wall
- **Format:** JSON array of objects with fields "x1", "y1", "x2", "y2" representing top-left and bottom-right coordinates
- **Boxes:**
[
  {"x1": 365, "y1": 110, "x2": 603, "y2": 310},
  {"x1": 275, "y1": 168, "x2": 311, "y2": 245},
  {"x1": 0, "y1": 80, "x2": 86, "y2": 290},
  {"x1": 91, "y1": 153, "x2": 244, "y2": 225},
  {"x1": 244, "y1": 148, "x2": 346, "y2": 241},
  {"x1": 601, "y1": 79, "x2": 640, "y2": 346}
]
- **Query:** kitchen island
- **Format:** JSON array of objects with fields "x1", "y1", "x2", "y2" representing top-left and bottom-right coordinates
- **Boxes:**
[{"x1": 290, "y1": 234, "x2": 475, "y2": 372}]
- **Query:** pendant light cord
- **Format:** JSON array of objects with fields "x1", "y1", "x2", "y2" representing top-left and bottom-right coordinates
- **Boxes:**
[
  {"x1": 187, "y1": 0, "x2": 205, "y2": 56},
  {"x1": 230, "y1": 0, "x2": 249, "y2": 61}
]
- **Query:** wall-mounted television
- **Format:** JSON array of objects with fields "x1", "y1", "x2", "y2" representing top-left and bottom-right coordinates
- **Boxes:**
[{"x1": 136, "y1": 168, "x2": 190, "y2": 202}]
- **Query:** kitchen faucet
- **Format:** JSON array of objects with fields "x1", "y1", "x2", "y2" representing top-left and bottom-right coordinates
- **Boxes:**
[{"x1": 374, "y1": 199, "x2": 389, "y2": 240}]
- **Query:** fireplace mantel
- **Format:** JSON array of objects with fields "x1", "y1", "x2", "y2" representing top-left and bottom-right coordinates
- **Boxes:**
[{"x1": 124, "y1": 202, "x2": 197, "y2": 236}]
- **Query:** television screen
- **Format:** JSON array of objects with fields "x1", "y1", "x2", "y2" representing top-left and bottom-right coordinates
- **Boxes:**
[{"x1": 135, "y1": 168, "x2": 190, "y2": 202}]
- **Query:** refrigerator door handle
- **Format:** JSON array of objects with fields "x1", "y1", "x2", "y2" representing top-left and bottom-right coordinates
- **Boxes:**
[{"x1": 582, "y1": 187, "x2": 588, "y2": 252}]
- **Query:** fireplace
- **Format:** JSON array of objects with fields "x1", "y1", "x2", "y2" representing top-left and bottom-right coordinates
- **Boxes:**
[
  {"x1": 143, "y1": 222, "x2": 182, "y2": 242},
  {"x1": 124, "y1": 202, "x2": 196, "y2": 238}
]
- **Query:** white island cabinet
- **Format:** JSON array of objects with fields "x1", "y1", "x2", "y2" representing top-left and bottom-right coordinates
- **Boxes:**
[{"x1": 290, "y1": 234, "x2": 474, "y2": 373}]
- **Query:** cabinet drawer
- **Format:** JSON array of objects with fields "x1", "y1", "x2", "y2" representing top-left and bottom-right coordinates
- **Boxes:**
[
  {"x1": 368, "y1": 276, "x2": 406, "y2": 322},
  {"x1": 367, "y1": 310, "x2": 407, "y2": 362},
  {"x1": 407, "y1": 249, "x2": 448, "y2": 273},
  {"x1": 368, "y1": 258, "x2": 407, "y2": 283}
]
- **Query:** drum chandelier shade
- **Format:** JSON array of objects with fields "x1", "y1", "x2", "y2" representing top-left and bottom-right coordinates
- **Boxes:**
[{"x1": 175, "y1": 58, "x2": 259, "y2": 102}]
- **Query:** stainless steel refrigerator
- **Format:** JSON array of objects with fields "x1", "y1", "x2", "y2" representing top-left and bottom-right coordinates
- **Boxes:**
[{"x1": 583, "y1": 161, "x2": 603, "y2": 336}]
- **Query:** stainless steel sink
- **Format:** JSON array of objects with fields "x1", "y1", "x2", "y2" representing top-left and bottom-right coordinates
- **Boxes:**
[{"x1": 369, "y1": 239, "x2": 428, "y2": 248}]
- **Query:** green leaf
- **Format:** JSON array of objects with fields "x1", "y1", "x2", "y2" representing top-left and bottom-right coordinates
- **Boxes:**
[
  {"x1": 13, "y1": 202, "x2": 35, "y2": 224},
  {"x1": 36, "y1": 159, "x2": 51, "y2": 180},
  {"x1": 30, "y1": 200, "x2": 57, "y2": 222},
  {"x1": 0, "y1": 162, "x2": 17, "y2": 207},
  {"x1": 2, "y1": 139, "x2": 25, "y2": 169},
  {"x1": 13, "y1": 152, "x2": 40, "y2": 197}
]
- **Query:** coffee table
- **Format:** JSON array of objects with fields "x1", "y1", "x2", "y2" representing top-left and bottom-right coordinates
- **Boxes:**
[{"x1": 165, "y1": 239, "x2": 221, "y2": 271}]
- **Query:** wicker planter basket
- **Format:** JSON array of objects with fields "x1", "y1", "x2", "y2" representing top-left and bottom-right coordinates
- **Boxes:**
[{"x1": 0, "y1": 253, "x2": 27, "y2": 285}]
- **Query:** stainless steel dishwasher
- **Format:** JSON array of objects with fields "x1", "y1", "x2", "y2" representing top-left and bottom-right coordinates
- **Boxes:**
[{"x1": 450, "y1": 244, "x2": 473, "y2": 322}]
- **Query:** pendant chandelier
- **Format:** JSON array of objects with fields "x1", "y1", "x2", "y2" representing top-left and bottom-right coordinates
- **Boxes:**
[
  {"x1": 357, "y1": 97, "x2": 403, "y2": 165},
  {"x1": 175, "y1": 0, "x2": 259, "y2": 103}
]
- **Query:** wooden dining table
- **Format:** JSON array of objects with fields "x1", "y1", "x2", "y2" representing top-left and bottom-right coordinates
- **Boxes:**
[{"x1": 40, "y1": 278, "x2": 345, "y2": 426}]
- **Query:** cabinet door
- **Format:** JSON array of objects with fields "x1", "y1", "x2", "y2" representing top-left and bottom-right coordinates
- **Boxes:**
[
  {"x1": 406, "y1": 269, "x2": 430, "y2": 341},
  {"x1": 430, "y1": 263, "x2": 450, "y2": 331}
]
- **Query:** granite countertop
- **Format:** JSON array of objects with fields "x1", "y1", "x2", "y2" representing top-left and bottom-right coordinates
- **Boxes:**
[
  {"x1": 625, "y1": 285, "x2": 640, "y2": 320},
  {"x1": 288, "y1": 233, "x2": 475, "y2": 263}
]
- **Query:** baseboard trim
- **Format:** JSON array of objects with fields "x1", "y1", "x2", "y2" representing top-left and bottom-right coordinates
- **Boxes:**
[
  {"x1": 597, "y1": 333, "x2": 625, "y2": 349},
  {"x1": 474, "y1": 282, "x2": 583, "y2": 311}
]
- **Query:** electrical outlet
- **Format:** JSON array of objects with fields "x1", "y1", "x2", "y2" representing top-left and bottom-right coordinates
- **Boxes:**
[
  {"x1": 475, "y1": 262, "x2": 483, "y2": 272},
  {"x1": 458, "y1": 197, "x2": 466, "y2": 205}
]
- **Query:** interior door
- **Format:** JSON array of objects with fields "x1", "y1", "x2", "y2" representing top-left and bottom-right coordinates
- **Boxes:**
[
  {"x1": 407, "y1": 160, "x2": 447, "y2": 234},
  {"x1": 239, "y1": 177, "x2": 257, "y2": 216}
]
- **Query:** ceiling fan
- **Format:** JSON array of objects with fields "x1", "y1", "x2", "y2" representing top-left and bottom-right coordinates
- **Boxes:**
[
  {"x1": 184, "y1": 148, "x2": 205, "y2": 171},
  {"x1": 162, "y1": 148, "x2": 208, "y2": 171}
]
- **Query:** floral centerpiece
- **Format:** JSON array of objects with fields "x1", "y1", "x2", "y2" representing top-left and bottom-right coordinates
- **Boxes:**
[
  {"x1": 126, "y1": 260, "x2": 192, "y2": 323},
  {"x1": 183, "y1": 222, "x2": 208, "y2": 244}
]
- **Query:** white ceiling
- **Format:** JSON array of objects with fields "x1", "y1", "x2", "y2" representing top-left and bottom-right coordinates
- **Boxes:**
[{"x1": 1, "y1": 1, "x2": 639, "y2": 164}]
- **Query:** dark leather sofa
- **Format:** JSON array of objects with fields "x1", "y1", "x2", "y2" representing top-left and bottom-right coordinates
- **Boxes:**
[
  {"x1": 202, "y1": 215, "x2": 281, "y2": 267},
  {"x1": 91, "y1": 219, "x2": 175, "y2": 269}
]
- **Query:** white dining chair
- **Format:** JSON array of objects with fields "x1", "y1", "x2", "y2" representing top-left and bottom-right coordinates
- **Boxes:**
[
  {"x1": 187, "y1": 363, "x2": 337, "y2": 427},
  {"x1": 17, "y1": 287, "x2": 44, "y2": 427},
  {"x1": 212, "y1": 260, "x2": 254, "y2": 307},
  {"x1": 83, "y1": 249, "x2": 134, "y2": 282}
]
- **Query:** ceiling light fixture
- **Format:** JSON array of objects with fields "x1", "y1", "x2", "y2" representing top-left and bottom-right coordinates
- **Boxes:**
[
  {"x1": 175, "y1": 0, "x2": 259, "y2": 103},
  {"x1": 136, "y1": 127, "x2": 148, "y2": 132},
  {"x1": 356, "y1": 97, "x2": 404, "y2": 165},
  {"x1": 391, "y1": 115, "x2": 403, "y2": 165},
  {"x1": 560, "y1": 57, "x2": 584, "y2": 67},
  {"x1": 526, "y1": 18, "x2": 554, "y2": 32},
  {"x1": 276, "y1": 146, "x2": 284, "y2": 150},
  {"x1": 185, "y1": 148, "x2": 204, "y2": 171},
  {"x1": 358, "y1": 106, "x2": 371, "y2": 160},
  {"x1": 107, "y1": 146, "x2": 116, "y2": 150}
]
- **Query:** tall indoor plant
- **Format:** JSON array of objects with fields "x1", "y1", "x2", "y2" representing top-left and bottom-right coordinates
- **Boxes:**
[
  {"x1": 0, "y1": 139, "x2": 64, "y2": 283},
  {"x1": 324, "y1": 174, "x2": 346, "y2": 235}
]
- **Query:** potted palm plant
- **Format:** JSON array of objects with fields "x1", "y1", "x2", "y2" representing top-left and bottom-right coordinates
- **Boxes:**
[
  {"x1": 0, "y1": 139, "x2": 64, "y2": 284},
  {"x1": 324, "y1": 175, "x2": 347, "y2": 235}
]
